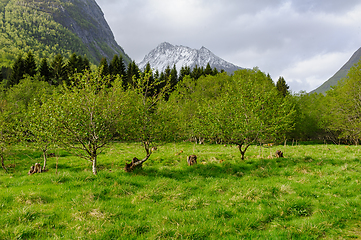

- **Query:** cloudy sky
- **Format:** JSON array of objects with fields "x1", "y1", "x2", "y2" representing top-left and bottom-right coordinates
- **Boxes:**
[{"x1": 95, "y1": 0, "x2": 361, "y2": 92}]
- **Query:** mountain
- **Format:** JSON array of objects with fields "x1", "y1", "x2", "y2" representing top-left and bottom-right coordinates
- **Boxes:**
[
  {"x1": 312, "y1": 47, "x2": 361, "y2": 94},
  {"x1": 0, "y1": 0, "x2": 130, "y2": 66},
  {"x1": 138, "y1": 42, "x2": 242, "y2": 73}
]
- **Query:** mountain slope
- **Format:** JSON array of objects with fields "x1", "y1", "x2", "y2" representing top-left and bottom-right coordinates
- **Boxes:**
[
  {"x1": 0, "y1": 0, "x2": 130, "y2": 66},
  {"x1": 312, "y1": 48, "x2": 361, "y2": 94},
  {"x1": 138, "y1": 42, "x2": 242, "y2": 73}
]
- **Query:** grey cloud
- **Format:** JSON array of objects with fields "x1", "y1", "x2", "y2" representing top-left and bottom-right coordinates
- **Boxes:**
[{"x1": 290, "y1": 0, "x2": 361, "y2": 13}]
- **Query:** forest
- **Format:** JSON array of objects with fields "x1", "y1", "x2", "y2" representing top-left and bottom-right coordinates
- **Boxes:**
[{"x1": 0, "y1": 51, "x2": 360, "y2": 175}]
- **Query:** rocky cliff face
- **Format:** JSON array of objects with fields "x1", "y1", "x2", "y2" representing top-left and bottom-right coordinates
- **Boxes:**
[
  {"x1": 138, "y1": 42, "x2": 242, "y2": 73},
  {"x1": 53, "y1": 0, "x2": 130, "y2": 63},
  {"x1": 0, "y1": 0, "x2": 130, "y2": 65}
]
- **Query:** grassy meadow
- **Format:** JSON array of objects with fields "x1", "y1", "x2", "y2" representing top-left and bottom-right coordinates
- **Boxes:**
[{"x1": 1, "y1": 142, "x2": 361, "y2": 239}]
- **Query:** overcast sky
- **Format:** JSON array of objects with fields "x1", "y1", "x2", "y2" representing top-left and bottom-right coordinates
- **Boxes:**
[{"x1": 95, "y1": 0, "x2": 361, "y2": 92}]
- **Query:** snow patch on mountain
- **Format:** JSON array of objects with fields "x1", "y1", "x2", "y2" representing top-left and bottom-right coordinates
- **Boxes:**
[{"x1": 138, "y1": 42, "x2": 242, "y2": 73}]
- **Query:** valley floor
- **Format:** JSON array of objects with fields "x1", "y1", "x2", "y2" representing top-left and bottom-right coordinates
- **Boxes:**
[{"x1": 0, "y1": 142, "x2": 360, "y2": 239}]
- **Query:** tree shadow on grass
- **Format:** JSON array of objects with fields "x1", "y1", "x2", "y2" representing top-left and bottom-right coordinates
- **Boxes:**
[
  {"x1": 128, "y1": 159, "x2": 276, "y2": 180},
  {"x1": 126, "y1": 153, "x2": 351, "y2": 181}
]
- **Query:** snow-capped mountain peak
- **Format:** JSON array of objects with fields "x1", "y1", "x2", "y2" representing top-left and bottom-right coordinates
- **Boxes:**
[{"x1": 138, "y1": 42, "x2": 242, "y2": 73}]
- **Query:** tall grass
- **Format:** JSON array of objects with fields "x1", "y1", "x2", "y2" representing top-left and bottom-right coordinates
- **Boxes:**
[{"x1": 0, "y1": 142, "x2": 361, "y2": 239}]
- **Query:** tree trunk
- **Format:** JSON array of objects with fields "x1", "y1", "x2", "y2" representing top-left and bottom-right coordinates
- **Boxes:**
[
  {"x1": 42, "y1": 149, "x2": 47, "y2": 171},
  {"x1": 237, "y1": 143, "x2": 250, "y2": 161},
  {"x1": 124, "y1": 154, "x2": 151, "y2": 172},
  {"x1": 240, "y1": 151, "x2": 245, "y2": 160},
  {"x1": 92, "y1": 155, "x2": 97, "y2": 175},
  {"x1": 1, "y1": 152, "x2": 7, "y2": 172},
  {"x1": 125, "y1": 141, "x2": 152, "y2": 172}
]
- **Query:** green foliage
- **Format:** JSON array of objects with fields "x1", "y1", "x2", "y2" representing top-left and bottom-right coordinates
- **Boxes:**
[
  {"x1": 122, "y1": 70, "x2": 173, "y2": 161},
  {"x1": 7, "y1": 54, "x2": 24, "y2": 87},
  {"x1": 109, "y1": 54, "x2": 126, "y2": 78},
  {"x1": 98, "y1": 57, "x2": 109, "y2": 78},
  {"x1": 0, "y1": 0, "x2": 131, "y2": 68},
  {"x1": 323, "y1": 59, "x2": 361, "y2": 144},
  {"x1": 24, "y1": 51, "x2": 37, "y2": 77},
  {"x1": 0, "y1": 0, "x2": 89, "y2": 65},
  {"x1": 38, "y1": 57, "x2": 52, "y2": 83},
  {"x1": 125, "y1": 61, "x2": 141, "y2": 89},
  {"x1": 43, "y1": 70, "x2": 126, "y2": 174},
  {"x1": 179, "y1": 65, "x2": 191, "y2": 82},
  {"x1": 67, "y1": 53, "x2": 90, "y2": 77},
  {"x1": 291, "y1": 92, "x2": 327, "y2": 141},
  {"x1": 169, "y1": 69, "x2": 295, "y2": 160},
  {"x1": 25, "y1": 82, "x2": 57, "y2": 170},
  {"x1": 5, "y1": 76, "x2": 54, "y2": 111},
  {"x1": 50, "y1": 54, "x2": 67, "y2": 86},
  {"x1": 276, "y1": 76, "x2": 290, "y2": 97}
]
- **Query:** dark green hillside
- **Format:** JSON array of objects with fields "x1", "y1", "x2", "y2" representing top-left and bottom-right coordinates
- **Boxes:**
[{"x1": 0, "y1": 0, "x2": 131, "y2": 66}]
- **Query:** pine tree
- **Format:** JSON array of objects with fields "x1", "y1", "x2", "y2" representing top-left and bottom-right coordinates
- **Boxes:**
[
  {"x1": 143, "y1": 63, "x2": 156, "y2": 96},
  {"x1": 81, "y1": 55, "x2": 90, "y2": 72},
  {"x1": 126, "y1": 61, "x2": 140, "y2": 89},
  {"x1": 8, "y1": 54, "x2": 25, "y2": 87},
  {"x1": 109, "y1": 55, "x2": 126, "y2": 77},
  {"x1": 0, "y1": 67, "x2": 11, "y2": 82},
  {"x1": 170, "y1": 64, "x2": 178, "y2": 91},
  {"x1": 212, "y1": 67, "x2": 219, "y2": 76},
  {"x1": 24, "y1": 51, "x2": 37, "y2": 77},
  {"x1": 179, "y1": 66, "x2": 191, "y2": 82},
  {"x1": 98, "y1": 57, "x2": 109, "y2": 78},
  {"x1": 39, "y1": 58, "x2": 52, "y2": 83},
  {"x1": 191, "y1": 65, "x2": 204, "y2": 80},
  {"x1": 51, "y1": 54, "x2": 67, "y2": 86},
  {"x1": 204, "y1": 63, "x2": 213, "y2": 75},
  {"x1": 67, "y1": 53, "x2": 81, "y2": 76},
  {"x1": 276, "y1": 76, "x2": 290, "y2": 97},
  {"x1": 266, "y1": 73, "x2": 274, "y2": 86}
]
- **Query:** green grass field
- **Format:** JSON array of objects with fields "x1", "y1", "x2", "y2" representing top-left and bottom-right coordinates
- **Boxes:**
[{"x1": 1, "y1": 142, "x2": 361, "y2": 239}]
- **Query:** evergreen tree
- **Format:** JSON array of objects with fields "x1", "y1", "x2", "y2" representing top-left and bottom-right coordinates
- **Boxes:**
[
  {"x1": 266, "y1": 73, "x2": 272, "y2": 82},
  {"x1": 179, "y1": 66, "x2": 191, "y2": 82},
  {"x1": 158, "y1": 72, "x2": 166, "y2": 90},
  {"x1": 98, "y1": 57, "x2": 109, "y2": 78},
  {"x1": 109, "y1": 55, "x2": 126, "y2": 77},
  {"x1": 276, "y1": 76, "x2": 290, "y2": 97},
  {"x1": 143, "y1": 63, "x2": 156, "y2": 96},
  {"x1": 82, "y1": 56, "x2": 91, "y2": 71},
  {"x1": 8, "y1": 54, "x2": 25, "y2": 87},
  {"x1": 170, "y1": 64, "x2": 178, "y2": 91},
  {"x1": 126, "y1": 61, "x2": 140, "y2": 89},
  {"x1": 0, "y1": 67, "x2": 11, "y2": 82},
  {"x1": 204, "y1": 63, "x2": 213, "y2": 75},
  {"x1": 154, "y1": 69, "x2": 160, "y2": 80},
  {"x1": 191, "y1": 65, "x2": 204, "y2": 80},
  {"x1": 39, "y1": 58, "x2": 52, "y2": 83},
  {"x1": 51, "y1": 54, "x2": 67, "y2": 86},
  {"x1": 24, "y1": 51, "x2": 37, "y2": 77},
  {"x1": 67, "y1": 53, "x2": 82, "y2": 76},
  {"x1": 212, "y1": 67, "x2": 219, "y2": 76},
  {"x1": 163, "y1": 65, "x2": 171, "y2": 86}
]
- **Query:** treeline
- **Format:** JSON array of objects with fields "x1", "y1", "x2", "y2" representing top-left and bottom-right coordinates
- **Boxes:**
[
  {"x1": 1, "y1": 50, "x2": 360, "y2": 175},
  {"x1": 0, "y1": 52, "x2": 90, "y2": 87},
  {"x1": 1, "y1": 51, "x2": 228, "y2": 92}
]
